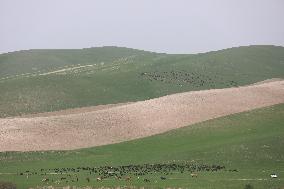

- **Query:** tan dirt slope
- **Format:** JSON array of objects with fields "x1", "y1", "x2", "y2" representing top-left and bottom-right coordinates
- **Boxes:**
[{"x1": 0, "y1": 80, "x2": 283, "y2": 152}]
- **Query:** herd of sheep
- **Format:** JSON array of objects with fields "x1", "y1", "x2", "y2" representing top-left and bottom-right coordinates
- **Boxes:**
[
  {"x1": 18, "y1": 162, "x2": 231, "y2": 185},
  {"x1": 140, "y1": 70, "x2": 238, "y2": 88}
]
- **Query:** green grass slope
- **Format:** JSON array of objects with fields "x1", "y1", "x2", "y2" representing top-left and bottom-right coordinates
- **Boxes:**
[
  {"x1": 1, "y1": 45, "x2": 284, "y2": 117},
  {"x1": 0, "y1": 104, "x2": 283, "y2": 189}
]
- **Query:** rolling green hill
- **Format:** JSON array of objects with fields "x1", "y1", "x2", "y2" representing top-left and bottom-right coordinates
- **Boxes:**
[
  {"x1": 1, "y1": 45, "x2": 284, "y2": 117},
  {"x1": 0, "y1": 103, "x2": 283, "y2": 189}
]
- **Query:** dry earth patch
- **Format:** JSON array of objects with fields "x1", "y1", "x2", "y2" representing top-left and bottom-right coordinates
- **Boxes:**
[{"x1": 0, "y1": 80, "x2": 283, "y2": 152}]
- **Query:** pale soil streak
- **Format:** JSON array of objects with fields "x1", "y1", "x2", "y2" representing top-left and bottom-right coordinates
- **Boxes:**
[
  {"x1": 0, "y1": 80, "x2": 283, "y2": 152},
  {"x1": 38, "y1": 64, "x2": 97, "y2": 76}
]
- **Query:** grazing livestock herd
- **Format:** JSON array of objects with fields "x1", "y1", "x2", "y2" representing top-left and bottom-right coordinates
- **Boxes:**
[
  {"x1": 18, "y1": 162, "x2": 231, "y2": 185},
  {"x1": 140, "y1": 70, "x2": 238, "y2": 88}
]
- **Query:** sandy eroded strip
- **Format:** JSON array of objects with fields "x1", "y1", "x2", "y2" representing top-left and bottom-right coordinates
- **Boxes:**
[{"x1": 0, "y1": 80, "x2": 283, "y2": 152}]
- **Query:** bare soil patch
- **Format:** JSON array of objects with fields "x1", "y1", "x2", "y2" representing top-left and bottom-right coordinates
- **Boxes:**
[{"x1": 0, "y1": 80, "x2": 283, "y2": 152}]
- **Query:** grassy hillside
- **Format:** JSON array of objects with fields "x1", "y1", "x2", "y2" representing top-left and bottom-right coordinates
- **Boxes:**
[
  {"x1": 0, "y1": 103, "x2": 283, "y2": 188},
  {"x1": 1, "y1": 45, "x2": 284, "y2": 117}
]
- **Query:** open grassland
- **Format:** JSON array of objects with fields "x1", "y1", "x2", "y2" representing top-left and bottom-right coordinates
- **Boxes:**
[
  {"x1": 1, "y1": 45, "x2": 284, "y2": 117},
  {"x1": 0, "y1": 104, "x2": 283, "y2": 189}
]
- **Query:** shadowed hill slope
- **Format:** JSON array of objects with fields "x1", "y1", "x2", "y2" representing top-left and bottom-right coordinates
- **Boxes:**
[{"x1": 0, "y1": 45, "x2": 284, "y2": 117}]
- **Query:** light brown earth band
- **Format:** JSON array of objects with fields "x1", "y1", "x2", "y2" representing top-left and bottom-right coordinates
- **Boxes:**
[{"x1": 0, "y1": 80, "x2": 283, "y2": 152}]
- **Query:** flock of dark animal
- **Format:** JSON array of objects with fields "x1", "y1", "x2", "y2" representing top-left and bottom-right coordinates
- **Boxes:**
[
  {"x1": 140, "y1": 70, "x2": 238, "y2": 88},
  {"x1": 18, "y1": 162, "x2": 237, "y2": 185}
]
